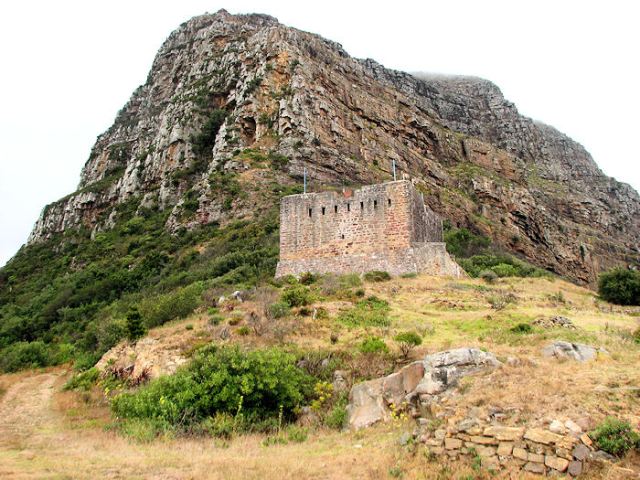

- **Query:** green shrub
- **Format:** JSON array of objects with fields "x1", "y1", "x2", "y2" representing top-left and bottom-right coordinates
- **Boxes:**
[
  {"x1": 111, "y1": 346, "x2": 314, "y2": 430},
  {"x1": 337, "y1": 296, "x2": 390, "y2": 328},
  {"x1": 191, "y1": 109, "x2": 227, "y2": 158},
  {"x1": 64, "y1": 367, "x2": 100, "y2": 391},
  {"x1": 359, "y1": 336, "x2": 389, "y2": 354},
  {"x1": 0, "y1": 341, "x2": 50, "y2": 372},
  {"x1": 394, "y1": 331, "x2": 422, "y2": 358},
  {"x1": 459, "y1": 254, "x2": 548, "y2": 279},
  {"x1": 444, "y1": 227, "x2": 490, "y2": 258},
  {"x1": 491, "y1": 263, "x2": 519, "y2": 278},
  {"x1": 236, "y1": 326, "x2": 250, "y2": 336},
  {"x1": 281, "y1": 285, "x2": 312, "y2": 307},
  {"x1": 324, "y1": 402, "x2": 348, "y2": 430},
  {"x1": 363, "y1": 271, "x2": 391, "y2": 282},
  {"x1": 140, "y1": 282, "x2": 205, "y2": 328},
  {"x1": 267, "y1": 302, "x2": 290, "y2": 319},
  {"x1": 209, "y1": 314, "x2": 224, "y2": 326},
  {"x1": 126, "y1": 307, "x2": 146, "y2": 341},
  {"x1": 479, "y1": 269, "x2": 498, "y2": 284},
  {"x1": 510, "y1": 323, "x2": 533, "y2": 334},
  {"x1": 590, "y1": 417, "x2": 640, "y2": 457},
  {"x1": 633, "y1": 327, "x2": 640, "y2": 344},
  {"x1": 598, "y1": 268, "x2": 640, "y2": 306}
]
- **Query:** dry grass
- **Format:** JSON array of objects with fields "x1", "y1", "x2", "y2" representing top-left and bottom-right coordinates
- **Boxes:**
[{"x1": 1, "y1": 274, "x2": 639, "y2": 478}]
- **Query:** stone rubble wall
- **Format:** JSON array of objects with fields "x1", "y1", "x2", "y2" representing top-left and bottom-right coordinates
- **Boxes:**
[{"x1": 419, "y1": 421, "x2": 593, "y2": 477}]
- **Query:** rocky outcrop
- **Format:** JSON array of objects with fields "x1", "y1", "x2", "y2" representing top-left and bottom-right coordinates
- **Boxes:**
[
  {"x1": 96, "y1": 337, "x2": 187, "y2": 381},
  {"x1": 347, "y1": 348, "x2": 500, "y2": 429},
  {"x1": 26, "y1": 10, "x2": 640, "y2": 285}
]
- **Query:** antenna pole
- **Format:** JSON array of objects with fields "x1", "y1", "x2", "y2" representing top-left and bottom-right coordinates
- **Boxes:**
[
  {"x1": 303, "y1": 167, "x2": 307, "y2": 194},
  {"x1": 392, "y1": 159, "x2": 396, "y2": 181}
]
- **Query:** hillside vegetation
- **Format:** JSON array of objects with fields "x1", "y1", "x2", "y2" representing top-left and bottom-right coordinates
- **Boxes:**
[{"x1": 1, "y1": 273, "x2": 638, "y2": 479}]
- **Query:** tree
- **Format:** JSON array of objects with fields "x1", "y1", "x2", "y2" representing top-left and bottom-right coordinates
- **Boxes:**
[
  {"x1": 126, "y1": 307, "x2": 146, "y2": 342},
  {"x1": 394, "y1": 331, "x2": 422, "y2": 359},
  {"x1": 598, "y1": 268, "x2": 640, "y2": 306}
]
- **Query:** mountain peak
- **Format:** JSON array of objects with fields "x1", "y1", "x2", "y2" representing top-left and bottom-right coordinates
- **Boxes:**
[{"x1": 25, "y1": 11, "x2": 639, "y2": 284}]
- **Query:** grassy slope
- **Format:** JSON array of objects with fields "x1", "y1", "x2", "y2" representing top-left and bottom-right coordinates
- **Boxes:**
[{"x1": 1, "y1": 274, "x2": 639, "y2": 479}]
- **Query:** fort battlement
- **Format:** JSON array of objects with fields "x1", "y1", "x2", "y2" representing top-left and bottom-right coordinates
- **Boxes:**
[{"x1": 275, "y1": 180, "x2": 463, "y2": 278}]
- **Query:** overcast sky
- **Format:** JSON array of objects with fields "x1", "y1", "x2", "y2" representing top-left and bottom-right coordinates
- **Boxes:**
[{"x1": 1, "y1": 0, "x2": 638, "y2": 267}]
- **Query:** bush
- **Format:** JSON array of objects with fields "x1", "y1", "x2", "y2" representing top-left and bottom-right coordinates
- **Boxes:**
[
  {"x1": 444, "y1": 227, "x2": 491, "y2": 258},
  {"x1": 140, "y1": 282, "x2": 205, "y2": 328},
  {"x1": 491, "y1": 263, "x2": 519, "y2": 278},
  {"x1": 125, "y1": 307, "x2": 146, "y2": 341},
  {"x1": 394, "y1": 331, "x2": 422, "y2": 359},
  {"x1": 267, "y1": 301, "x2": 290, "y2": 319},
  {"x1": 359, "y1": 336, "x2": 389, "y2": 354},
  {"x1": 487, "y1": 292, "x2": 517, "y2": 310},
  {"x1": 64, "y1": 367, "x2": 100, "y2": 391},
  {"x1": 281, "y1": 286, "x2": 312, "y2": 307},
  {"x1": 598, "y1": 268, "x2": 640, "y2": 306},
  {"x1": 363, "y1": 271, "x2": 391, "y2": 282},
  {"x1": 236, "y1": 326, "x2": 250, "y2": 336},
  {"x1": 459, "y1": 254, "x2": 547, "y2": 279},
  {"x1": 633, "y1": 327, "x2": 640, "y2": 344},
  {"x1": 0, "y1": 341, "x2": 50, "y2": 372},
  {"x1": 590, "y1": 417, "x2": 640, "y2": 457},
  {"x1": 111, "y1": 346, "x2": 314, "y2": 430},
  {"x1": 337, "y1": 296, "x2": 390, "y2": 328},
  {"x1": 479, "y1": 269, "x2": 498, "y2": 284},
  {"x1": 324, "y1": 403, "x2": 348, "y2": 430},
  {"x1": 510, "y1": 323, "x2": 533, "y2": 334}
]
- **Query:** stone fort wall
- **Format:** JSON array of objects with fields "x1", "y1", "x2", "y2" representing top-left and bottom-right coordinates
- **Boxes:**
[{"x1": 275, "y1": 180, "x2": 463, "y2": 277}]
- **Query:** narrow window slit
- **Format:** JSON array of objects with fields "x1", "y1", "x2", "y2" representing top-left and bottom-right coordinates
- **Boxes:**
[
  {"x1": 322, "y1": 207, "x2": 326, "y2": 215},
  {"x1": 347, "y1": 203, "x2": 350, "y2": 212},
  {"x1": 360, "y1": 201, "x2": 364, "y2": 210},
  {"x1": 308, "y1": 208, "x2": 312, "y2": 217},
  {"x1": 334, "y1": 205, "x2": 338, "y2": 213},
  {"x1": 388, "y1": 198, "x2": 391, "y2": 206},
  {"x1": 341, "y1": 234, "x2": 345, "y2": 239},
  {"x1": 374, "y1": 200, "x2": 377, "y2": 209}
]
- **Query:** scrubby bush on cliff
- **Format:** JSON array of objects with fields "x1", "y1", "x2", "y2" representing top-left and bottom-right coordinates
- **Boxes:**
[
  {"x1": 444, "y1": 227, "x2": 490, "y2": 258},
  {"x1": 598, "y1": 268, "x2": 640, "y2": 306},
  {"x1": 111, "y1": 346, "x2": 314, "y2": 433}
]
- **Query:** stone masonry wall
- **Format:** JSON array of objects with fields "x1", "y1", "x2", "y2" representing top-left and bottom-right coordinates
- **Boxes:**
[{"x1": 275, "y1": 180, "x2": 460, "y2": 277}]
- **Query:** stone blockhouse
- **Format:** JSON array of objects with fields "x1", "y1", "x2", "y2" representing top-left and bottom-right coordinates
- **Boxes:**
[{"x1": 275, "y1": 180, "x2": 463, "y2": 277}]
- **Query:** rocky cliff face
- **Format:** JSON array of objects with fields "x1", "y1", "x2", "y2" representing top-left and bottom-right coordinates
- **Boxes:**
[{"x1": 28, "y1": 9, "x2": 640, "y2": 284}]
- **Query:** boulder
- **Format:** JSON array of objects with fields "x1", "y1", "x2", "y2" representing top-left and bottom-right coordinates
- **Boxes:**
[
  {"x1": 382, "y1": 361, "x2": 424, "y2": 406},
  {"x1": 347, "y1": 348, "x2": 499, "y2": 429},
  {"x1": 346, "y1": 377, "x2": 388, "y2": 429},
  {"x1": 416, "y1": 348, "x2": 500, "y2": 394},
  {"x1": 541, "y1": 341, "x2": 606, "y2": 362}
]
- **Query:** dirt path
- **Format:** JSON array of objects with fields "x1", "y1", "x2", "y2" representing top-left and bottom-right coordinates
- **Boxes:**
[{"x1": 0, "y1": 372, "x2": 59, "y2": 450}]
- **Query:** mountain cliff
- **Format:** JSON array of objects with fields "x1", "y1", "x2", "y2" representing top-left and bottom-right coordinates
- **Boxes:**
[{"x1": 24, "y1": 9, "x2": 640, "y2": 283}]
